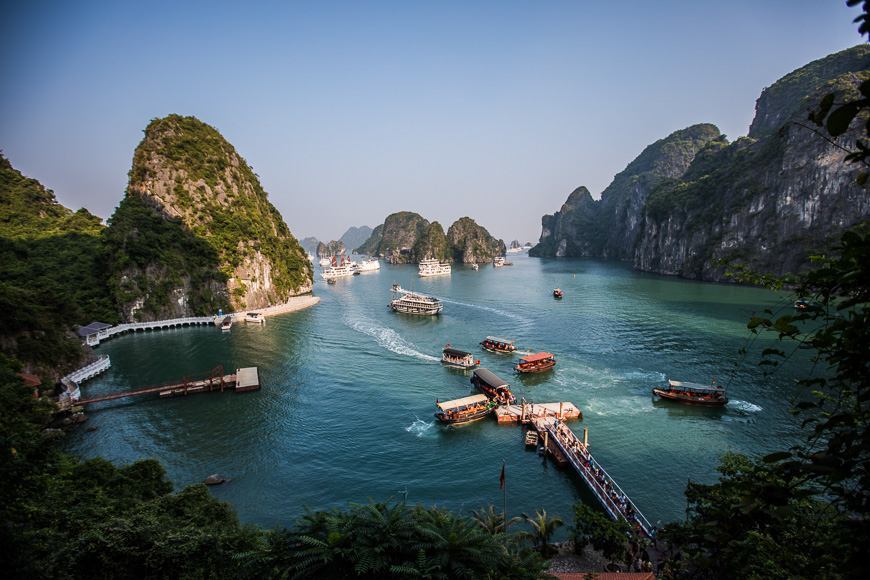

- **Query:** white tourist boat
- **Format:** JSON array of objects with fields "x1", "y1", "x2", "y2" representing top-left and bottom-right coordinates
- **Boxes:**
[
  {"x1": 418, "y1": 258, "x2": 452, "y2": 277},
  {"x1": 493, "y1": 256, "x2": 505, "y2": 267},
  {"x1": 389, "y1": 283, "x2": 443, "y2": 315},
  {"x1": 320, "y1": 256, "x2": 356, "y2": 279},
  {"x1": 354, "y1": 258, "x2": 380, "y2": 273},
  {"x1": 319, "y1": 257, "x2": 332, "y2": 267}
]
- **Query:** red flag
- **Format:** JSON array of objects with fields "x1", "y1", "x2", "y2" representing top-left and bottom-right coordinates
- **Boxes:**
[
  {"x1": 446, "y1": 343, "x2": 450, "y2": 348},
  {"x1": 499, "y1": 462, "x2": 505, "y2": 490}
]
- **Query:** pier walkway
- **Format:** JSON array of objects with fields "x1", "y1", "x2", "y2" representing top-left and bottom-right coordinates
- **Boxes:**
[
  {"x1": 81, "y1": 316, "x2": 216, "y2": 347},
  {"x1": 533, "y1": 415, "x2": 653, "y2": 538},
  {"x1": 74, "y1": 366, "x2": 259, "y2": 406}
]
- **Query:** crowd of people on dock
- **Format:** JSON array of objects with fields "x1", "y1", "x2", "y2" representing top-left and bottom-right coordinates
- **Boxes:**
[{"x1": 547, "y1": 418, "x2": 650, "y2": 538}]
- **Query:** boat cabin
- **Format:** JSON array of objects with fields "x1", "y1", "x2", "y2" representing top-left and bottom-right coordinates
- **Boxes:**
[
  {"x1": 653, "y1": 379, "x2": 728, "y2": 406},
  {"x1": 434, "y1": 394, "x2": 493, "y2": 424},
  {"x1": 441, "y1": 347, "x2": 479, "y2": 369},
  {"x1": 515, "y1": 352, "x2": 556, "y2": 373},
  {"x1": 471, "y1": 368, "x2": 516, "y2": 404},
  {"x1": 480, "y1": 336, "x2": 516, "y2": 353}
]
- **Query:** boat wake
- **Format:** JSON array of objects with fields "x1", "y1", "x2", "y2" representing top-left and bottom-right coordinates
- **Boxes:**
[
  {"x1": 439, "y1": 298, "x2": 531, "y2": 328},
  {"x1": 406, "y1": 417, "x2": 435, "y2": 437},
  {"x1": 344, "y1": 316, "x2": 439, "y2": 362},
  {"x1": 729, "y1": 400, "x2": 762, "y2": 413}
]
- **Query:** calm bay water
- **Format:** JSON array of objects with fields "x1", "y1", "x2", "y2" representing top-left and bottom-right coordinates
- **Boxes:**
[{"x1": 64, "y1": 254, "x2": 812, "y2": 533}]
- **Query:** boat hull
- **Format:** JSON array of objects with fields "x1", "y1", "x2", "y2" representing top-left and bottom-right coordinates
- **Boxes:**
[
  {"x1": 652, "y1": 388, "x2": 728, "y2": 406},
  {"x1": 481, "y1": 345, "x2": 516, "y2": 354},
  {"x1": 515, "y1": 361, "x2": 556, "y2": 373}
]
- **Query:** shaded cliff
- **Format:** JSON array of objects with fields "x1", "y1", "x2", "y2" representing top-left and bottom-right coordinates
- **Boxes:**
[
  {"x1": 358, "y1": 213, "x2": 504, "y2": 263},
  {"x1": 116, "y1": 114, "x2": 312, "y2": 320},
  {"x1": 531, "y1": 45, "x2": 870, "y2": 281},
  {"x1": 531, "y1": 124, "x2": 720, "y2": 258},
  {"x1": 339, "y1": 226, "x2": 373, "y2": 253}
]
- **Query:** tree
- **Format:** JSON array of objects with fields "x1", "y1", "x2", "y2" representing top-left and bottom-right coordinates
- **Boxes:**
[
  {"x1": 470, "y1": 504, "x2": 521, "y2": 536},
  {"x1": 238, "y1": 499, "x2": 548, "y2": 579},
  {"x1": 569, "y1": 502, "x2": 630, "y2": 571},
  {"x1": 516, "y1": 508, "x2": 564, "y2": 558}
]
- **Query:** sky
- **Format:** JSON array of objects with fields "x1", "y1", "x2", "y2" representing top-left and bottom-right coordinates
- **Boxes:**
[{"x1": 0, "y1": 1, "x2": 865, "y2": 245}]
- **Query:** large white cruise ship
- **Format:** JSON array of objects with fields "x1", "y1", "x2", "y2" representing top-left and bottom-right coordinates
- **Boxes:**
[
  {"x1": 418, "y1": 258, "x2": 452, "y2": 277},
  {"x1": 355, "y1": 258, "x2": 380, "y2": 272},
  {"x1": 320, "y1": 256, "x2": 356, "y2": 279}
]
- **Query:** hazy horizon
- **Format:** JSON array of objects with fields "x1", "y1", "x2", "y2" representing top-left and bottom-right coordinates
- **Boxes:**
[{"x1": 1, "y1": 1, "x2": 864, "y2": 244}]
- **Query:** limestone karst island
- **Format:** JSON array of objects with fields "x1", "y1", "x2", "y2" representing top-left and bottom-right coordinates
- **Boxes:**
[{"x1": 2, "y1": 7, "x2": 870, "y2": 579}]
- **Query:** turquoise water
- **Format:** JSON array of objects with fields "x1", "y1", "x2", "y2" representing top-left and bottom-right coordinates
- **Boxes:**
[{"x1": 63, "y1": 255, "x2": 811, "y2": 532}]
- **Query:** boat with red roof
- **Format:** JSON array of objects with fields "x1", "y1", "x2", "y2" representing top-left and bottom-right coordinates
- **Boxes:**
[{"x1": 514, "y1": 352, "x2": 556, "y2": 373}]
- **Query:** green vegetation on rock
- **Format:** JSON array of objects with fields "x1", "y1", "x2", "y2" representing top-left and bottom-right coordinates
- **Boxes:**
[{"x1": 126, "y1": 115, "x2": 311, "y2": 313}]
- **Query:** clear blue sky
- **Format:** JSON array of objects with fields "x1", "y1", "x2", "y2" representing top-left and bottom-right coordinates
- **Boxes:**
[{"x1": 1, "y1": 1, "x2": 864, "y2": 244}]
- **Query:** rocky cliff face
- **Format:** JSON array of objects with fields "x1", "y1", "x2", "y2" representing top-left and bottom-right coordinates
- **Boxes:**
[
  {"x1": 118, "y1": 114, "x2": 312, "y2": 319},
  {"x1": 447, "y1": 217, "x2": 505, "y2": 263},
  {"x1": 532, "y1": 45, "x2": 870, "y2": 282},
  {"x1": 316, "y1": 240, "x2": 346, "y2": 257},
  {"x1": 358, "y1": 212, "x2": 505, "y2": 263},
  {"x1": 531, "y1": 125, "x2": 720, "y2": 259},
  {"x1": 358, "y1": 211, "x2": 430, "y2": 263}
]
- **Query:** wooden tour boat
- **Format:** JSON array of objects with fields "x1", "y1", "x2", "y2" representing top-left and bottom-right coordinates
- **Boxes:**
[
  {"x1": 470, "y1": 368, "x2": 516, "y2": 404},
  {"x1": 480, "y1": 336, "x2": 517, "y2": 354},
  {"x1": 515, "y1": 352, "x2": 556, "y2": 373},
  {"x1": 434, "y1": 394, "x2": 494, "y2": 424},
  {"x1": 652, "y1": 379, "x2": 728, "y2": 406},
  {"x1": 553, "y1": 288, "x2": 562, "y2": 298},
  {"x1": 441, "y1": 345, "x2": 480, "y2": 369}
]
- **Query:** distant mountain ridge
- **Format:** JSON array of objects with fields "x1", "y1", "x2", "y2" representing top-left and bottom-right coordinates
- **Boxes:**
[{"x1": 531, "y1": 45, "x2": 870, "y2": 281}]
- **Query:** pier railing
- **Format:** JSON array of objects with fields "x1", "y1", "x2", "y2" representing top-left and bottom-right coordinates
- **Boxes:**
[
  {"x1": 86, "y1": 316, "x2": 218, "y2": 346},
  {"x1": 545, "y1": 422, "x2": 653, "y2": 537},
  {"x1": 59, "y1": 355, "x2": 111, "y2": 404}
]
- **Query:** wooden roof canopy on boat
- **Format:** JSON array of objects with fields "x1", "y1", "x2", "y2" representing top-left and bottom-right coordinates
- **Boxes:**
[
  {"x1": 437, "y1": 394, "x2": 489, "y2": 411},
  {"x1": 472, "y1": 368, "x2": 509, "y2": 389},
  {"x1": 443, "y1": 347, "x2": 472, "y2": 357},
  {"x1": 668, "y1": 379, "x2": 724, "y2": 393},
  {"x1": 518, "y1": 352, "x2": 554, "y2": 363}
]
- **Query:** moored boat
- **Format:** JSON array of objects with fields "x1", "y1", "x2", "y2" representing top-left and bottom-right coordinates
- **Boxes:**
[
  {"x1": 388, "y1": 283, "x2": 443, "y2": 315},
  {"x1": 493, "y1": 257, "x2": 505, "y2": 267},
  {"x1": 320, "y1": 256, "x2": 356, "y2": 279},
  {"x1": 220, "y1": 316, "x2": 233, "y2": 331},
  {"x1": 652, "y1": 379, "x2": 728, "y2": 406},
  {"x1": 418, "y1": 258, "x2": 452, "y2": 277},
  {"x1": 514, "y1": 352, "x2": 556, "y2": 373},
  {"x1": 471, "y1": 263, "x2": 479, "y2": 270},
  {"x1": 471, "y1": 368, "x2": 516, "y2": 404},
  {"x1": 245, "y1": 312, "x2": 265, "y2": 323},
  {"x1": 355, "y1": 258, "x2": 380, "y2": 273},
  {"x1": 480, "y1": 336, "x2": 516, "y2": 353},
  {"x1": 434, "y1": 394, "x2": 495, "y2": 424},
  {"x1": 441, "y1": 346, "x2": 479, "y2": 369}
]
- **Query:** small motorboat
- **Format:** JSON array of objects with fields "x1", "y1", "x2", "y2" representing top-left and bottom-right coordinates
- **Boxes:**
[
  {"x1": 554, "y1": 288, "x2": 563, "y2": 298},
  {"x1": 327, "y1": 278, "x2": 337, "y2": 285}
]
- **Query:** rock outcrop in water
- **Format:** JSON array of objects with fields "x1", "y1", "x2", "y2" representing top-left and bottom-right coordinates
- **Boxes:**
[
  {"x1": 115, "y1": 114, "x2": 312, "y2": 320},
  {"x1": 531, "y1": 45, "x2": 870, "y2": 281},
  {"x1": 358, "y1": 212, "x2": 504, "y2": 263},
  {"x1": 316, "y1": 240, "x2": 346, "y2": 258}
]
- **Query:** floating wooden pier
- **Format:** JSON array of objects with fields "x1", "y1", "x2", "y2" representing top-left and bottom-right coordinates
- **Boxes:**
[
  {"x1": 495, "y1": 401, "x2": 581, "y2": 422},
  {"x1": 74, "y1": 365, "x2": 259, "y2": 406}
]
